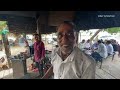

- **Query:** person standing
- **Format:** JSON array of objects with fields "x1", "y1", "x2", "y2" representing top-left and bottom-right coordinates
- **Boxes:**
[{"x1": 33, "y1": 34, "x2": 45, "y2": 77}]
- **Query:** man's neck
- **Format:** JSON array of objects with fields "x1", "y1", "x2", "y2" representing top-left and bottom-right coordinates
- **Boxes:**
[
  {"x1": 61, "y1": 53, "x2": 70, "y2": 61},
  {"x1": 35, "y1": 40, "x2": 40, "y2": 42},
  {"x1": 60, "y1": 49, "x2": 73, "y2": 61}
]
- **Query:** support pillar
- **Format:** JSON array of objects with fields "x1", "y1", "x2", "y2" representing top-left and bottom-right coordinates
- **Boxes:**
[{"x1": 2, "y1": 33, "x2": 12, "y2": 68}]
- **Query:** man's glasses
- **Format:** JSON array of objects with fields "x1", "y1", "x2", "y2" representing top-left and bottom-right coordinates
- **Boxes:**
[{"x1": 57, "y1": 31, "x2": 74, "y2": 39}]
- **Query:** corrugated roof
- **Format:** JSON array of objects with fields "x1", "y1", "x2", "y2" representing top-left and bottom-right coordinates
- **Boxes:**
[{"x1": 1, "y1": 11, "x2": 120, "y2": 34}]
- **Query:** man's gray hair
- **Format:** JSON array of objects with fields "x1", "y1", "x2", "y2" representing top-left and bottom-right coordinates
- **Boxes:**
[{"x1": 56, "y1": 21, "x2": 78, "y2": 45}]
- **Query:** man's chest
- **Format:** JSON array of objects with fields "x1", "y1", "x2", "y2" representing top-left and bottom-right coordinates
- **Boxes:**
[
  {"x1": 34, "y1": 42, "x2": 42, "y2": 51},
  {"x1": 52, "y1": 55, "x2": 82, "y2": 79}
]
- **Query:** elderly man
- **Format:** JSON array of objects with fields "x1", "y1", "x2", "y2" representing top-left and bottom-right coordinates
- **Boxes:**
[{"x1": 42, "y1": 21, "x2": 96, "y2": 79}]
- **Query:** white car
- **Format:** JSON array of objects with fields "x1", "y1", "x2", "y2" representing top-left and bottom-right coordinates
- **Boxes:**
[
  {"x1": 98, "y1": 35, "x2": 120, "y2": 44},
  {"x1": 99, "y1": 35, "x2": 116, "y2": 41}
]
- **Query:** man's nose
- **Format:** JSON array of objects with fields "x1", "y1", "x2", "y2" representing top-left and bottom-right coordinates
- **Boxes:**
[{"x1": 62, "y1": 34, "x2": 69, "y2": 42}]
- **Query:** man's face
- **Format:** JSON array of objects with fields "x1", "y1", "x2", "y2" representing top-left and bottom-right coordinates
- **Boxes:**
[
  {"x1": 57, "y1": 24, "x2": 75, "y2": 54},
  {"x1": 87, "y1": 40, "x2": 90, "y2": 43},
  {"x1": 82, "y1": 40, "x2": 85, "y2": 43},
  {"x1": 34, "y1": 35, "x2": 39, "y2": 41}
]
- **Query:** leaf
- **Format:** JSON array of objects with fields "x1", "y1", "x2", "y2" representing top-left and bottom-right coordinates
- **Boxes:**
[
  {"x1": 105, "y1": 27, "x2": 120, "y2": 34},
  {"x1": 2, "y1": 29, "x2": 9, "y2": 35},
  {"x1": 0, "y1": 21, "x2": 7, "y2": 29}
]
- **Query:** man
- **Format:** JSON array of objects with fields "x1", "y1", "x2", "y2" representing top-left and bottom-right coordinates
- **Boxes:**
[
  {"x1": 18, "y1": 35, "x2": 26, "y2": 47},
  {"x1": 84, "y1": 39, "x2": 91, "y2": 50},
  {"x1": 91, "y1": 42, "x2": 98, "y2": 50},
  {"x1": 91, "y1": 40, "x2": 108, "y2": 62},
  {"x1": 106, "y1": 40, "x2": 114, "y2": 56},
  {"x1": 78, "y1": 39, "x2": 85, "y2": 51},
  {"x1": 42, "y1": 21, "x2": 96, "y2": 79},
  {"x1": 33, "y1": 34, "x2": 45, "y2": 77},
  {"x1": 111, "y1": 40, "x2": 118, "y2": 52}
]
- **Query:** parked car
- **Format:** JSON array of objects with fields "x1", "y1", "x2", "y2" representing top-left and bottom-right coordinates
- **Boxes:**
[{"x1": 99, "y1": 35, "x2": 116, "y2": 41}]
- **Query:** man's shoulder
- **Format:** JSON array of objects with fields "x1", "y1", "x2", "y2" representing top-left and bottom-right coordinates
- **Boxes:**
[
  {"x1": 101, "y1": 43, "x2": 105, "y2": 47},
  {"x1": 110, "y1": 44, "x2": 113, "y2": 47},
  {"x1": 74, "y1": 46, "x2": 95, "y2": 64},
  {"x1": 51, "y1": 48, "x2": 59, "y2": 57}
]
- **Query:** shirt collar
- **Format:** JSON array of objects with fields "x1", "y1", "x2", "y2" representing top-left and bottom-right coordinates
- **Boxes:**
[{"x1": 56, "y1": 46, "x2": 76, "y2": 63}]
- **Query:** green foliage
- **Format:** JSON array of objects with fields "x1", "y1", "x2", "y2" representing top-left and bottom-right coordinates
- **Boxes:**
[
  {"x1": 105, "y1": 27, "x2": 120, "y2": 34},
  {"x1": 0, "y1": 21, "x2": 8, "y2": 35},
  {"x1": 0, "y1": 21, "x2": 7, "y2": 31}
]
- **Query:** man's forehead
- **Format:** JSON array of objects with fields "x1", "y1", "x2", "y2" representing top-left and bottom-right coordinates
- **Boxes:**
[
  {"x1": 57, "y1": 24, "x2": 74, "y2": 33},
  {"x1": 34, "y1": 35, "x2": 39, "y2": 37}
]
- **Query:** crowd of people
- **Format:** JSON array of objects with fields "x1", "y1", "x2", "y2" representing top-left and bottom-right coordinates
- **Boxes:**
[{"x1": 78, "y1": 38, "x2": 120, "y2": 62}]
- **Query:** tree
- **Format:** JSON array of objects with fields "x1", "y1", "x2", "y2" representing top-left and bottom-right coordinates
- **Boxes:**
[
  {"x1": 0, "y1": 21, "x2": 9, "y2": 35},
  {"x1": 0, "y1": 21, "x2": 7, "y2": 30},
  {"x1": 0, "y1": 21, "x2": 11, "y2": 68},
  {"x1": 105, "y1": 27, "x2": 120, "y2": 34}
]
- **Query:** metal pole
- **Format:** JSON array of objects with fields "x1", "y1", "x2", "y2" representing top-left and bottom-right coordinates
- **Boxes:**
[
  {"x1": 2, "y1": 33, "x2": 12, "y2": 68},
  {"x1": 52, "y1": 33, "x2": 53, "y2": 50}
]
